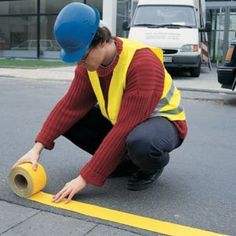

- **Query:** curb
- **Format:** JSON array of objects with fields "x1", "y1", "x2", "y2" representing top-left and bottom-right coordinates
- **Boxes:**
[{"x1": 178, "y1": 87, "x2": 236, "y2": 95}]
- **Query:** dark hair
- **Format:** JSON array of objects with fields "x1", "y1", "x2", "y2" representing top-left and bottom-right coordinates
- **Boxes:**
[{"x1": 90, "y1": 26, "x2": 112, "y2": 47}]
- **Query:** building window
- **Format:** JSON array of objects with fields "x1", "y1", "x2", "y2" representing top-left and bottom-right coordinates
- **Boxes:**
[
  {"x1": 0, "y1": 0, "x2": 37, "y2": 15},
  {"x1": 0, "y1": 16, "x2": 38, "y2": 58},
  {"x1": 40, "y1": 0, "x2": 84, "y2": 14}
]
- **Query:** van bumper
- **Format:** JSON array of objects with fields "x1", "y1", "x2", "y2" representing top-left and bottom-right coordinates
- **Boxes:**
[{"x1": 164, "y1": 55, "x2": 201, "y2": 68}]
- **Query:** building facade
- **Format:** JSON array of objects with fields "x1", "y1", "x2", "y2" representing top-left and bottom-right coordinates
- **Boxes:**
[
  {"x1": 0, "y1": 0, "x2": 102, "y2": 59},
  {"x1": 206, "y1": 0, "x2": 236, "y2": 63},
  {"x1": 0, "y1": 0, "x2": 235, "y2": 63}
]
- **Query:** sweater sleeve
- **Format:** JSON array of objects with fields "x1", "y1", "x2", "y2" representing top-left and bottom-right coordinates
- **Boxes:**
[
  {"x1": 80, "y1": 49, "x2": 165, "y2": 186},
  {"x1": 35, "y1": 66, "x2": 97, "y2": 149}
]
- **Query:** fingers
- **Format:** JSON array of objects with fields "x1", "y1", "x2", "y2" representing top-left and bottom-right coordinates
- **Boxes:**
[
  {"x1": 11, "y1": 160, "x2": 24, "y2": 169},
  {"x1": 52, "y1": 184, "x2": 76, "y2": 204},
  {"x1": 32, "y1": 161, "x2": 38, "y2": 171},
  {"x1": 11, "y1": 162, "x2": 19, "y2": 170},
  {"x1": 64, "y1": 191, "x2": 75, "y2": 204},
  {"x1": 11, "y1": 148, "x2": 41, "y2": 171},
  {"x1": 52, "y1": 185, "x2": 71, "y2": 203},
  {"x1": 11, "y1": 160, "x2": 38, "y2": 171},
  {"x1": 52, "y1": 176, "x2": 87, "y2": 204}
]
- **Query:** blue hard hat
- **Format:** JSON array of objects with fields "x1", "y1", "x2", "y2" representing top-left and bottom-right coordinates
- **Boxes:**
[{"x1": 54, "y1": 2, "x2": 100, "y2": 63}]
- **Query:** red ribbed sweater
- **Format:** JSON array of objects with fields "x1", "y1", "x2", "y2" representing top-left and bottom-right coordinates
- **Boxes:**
[{"x1": 36, "y1": 37, "x2": 187, "y2": 186}]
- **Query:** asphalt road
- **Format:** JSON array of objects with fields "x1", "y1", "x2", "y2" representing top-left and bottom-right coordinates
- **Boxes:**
[{"x1": 0, "y1": 77, "x2": 235, "y2": 235}]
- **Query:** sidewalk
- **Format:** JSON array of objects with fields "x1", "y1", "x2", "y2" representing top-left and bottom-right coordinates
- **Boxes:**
[
  {"x1": 0, "y1": 65, "x2": 225, "y2": 91},
  {"x1": 0, "y1": 200, "x2": 140, "y2": 236},
  {"x1": 0, "y1": 66, "x2": 74, "y2": 82}
]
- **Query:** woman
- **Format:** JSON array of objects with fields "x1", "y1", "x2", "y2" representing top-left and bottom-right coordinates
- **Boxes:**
[{"x1": 13, "y1": 2, "x2": 187, "y2": 203}]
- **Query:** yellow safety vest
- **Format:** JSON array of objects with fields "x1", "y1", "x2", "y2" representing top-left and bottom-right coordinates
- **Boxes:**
[{"x1": 88, "y1": 38, "x2": 186, "y2": 124}]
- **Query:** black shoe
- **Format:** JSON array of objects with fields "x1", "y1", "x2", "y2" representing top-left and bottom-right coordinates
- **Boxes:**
[{"x1": 127, "y1": 168, "x2": 164, "y2": 191}]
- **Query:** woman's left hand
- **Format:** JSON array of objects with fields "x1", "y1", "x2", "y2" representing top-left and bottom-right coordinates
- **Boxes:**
[{"x1": 52, "y1": 175, "x2": 87, "y2": 204}]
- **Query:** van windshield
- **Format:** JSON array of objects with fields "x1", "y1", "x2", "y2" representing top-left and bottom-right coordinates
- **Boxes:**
[{"x1": 132, "y1": 5, "x2": 197, "y2": 28}]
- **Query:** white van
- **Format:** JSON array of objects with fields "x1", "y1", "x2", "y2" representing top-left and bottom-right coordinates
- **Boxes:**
[{"x1": 124, "y1": 0, "x2": 211, "y2": 77}]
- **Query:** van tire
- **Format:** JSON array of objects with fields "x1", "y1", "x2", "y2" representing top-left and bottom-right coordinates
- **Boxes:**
[{"x1": 190, "y1": 64, "x2": 201, "y2": 77}]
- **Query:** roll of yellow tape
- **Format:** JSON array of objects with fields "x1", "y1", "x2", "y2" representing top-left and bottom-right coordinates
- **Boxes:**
[{"x1": 8, "y1": 163, "x2": 47, "y2": 198}]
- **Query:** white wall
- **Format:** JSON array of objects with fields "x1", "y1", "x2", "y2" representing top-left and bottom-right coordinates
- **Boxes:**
[{"x1": 102, "y1": 0, "x2": 117, "y2": 35}]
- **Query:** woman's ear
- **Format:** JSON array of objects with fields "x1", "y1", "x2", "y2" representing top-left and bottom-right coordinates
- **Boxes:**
[{"x1": 100, "y1": 41, "x2": 106, "y2": 48}]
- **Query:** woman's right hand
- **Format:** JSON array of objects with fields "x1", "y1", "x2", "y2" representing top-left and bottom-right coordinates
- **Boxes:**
[{"x1": 12, "y1": 142, "x2": 44, "y2": 171}]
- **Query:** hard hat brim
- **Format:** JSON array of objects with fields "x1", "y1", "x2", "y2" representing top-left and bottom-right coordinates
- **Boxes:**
[{"x1": 60, "y1": 45, "x2": 89, "y2": 63}]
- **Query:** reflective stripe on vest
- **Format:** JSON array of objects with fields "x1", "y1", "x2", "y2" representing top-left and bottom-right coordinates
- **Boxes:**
[
  {"x1": 88, "y1": 37, "x2": 185, "y2": 124},
  {"x1": 151, "y1": 74, "x2": 186, "y2": 121}
]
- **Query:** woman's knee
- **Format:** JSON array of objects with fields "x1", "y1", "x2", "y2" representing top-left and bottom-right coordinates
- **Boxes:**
[
  {"x1": 127, "y1": 131, "x2": 150, "y2": 158},
  {"x1": 127, "y1": 131, "x2": 161, "y2": 159},
  {"x1": 126, "y1": 130, "x2": 169, "y2": 171}
]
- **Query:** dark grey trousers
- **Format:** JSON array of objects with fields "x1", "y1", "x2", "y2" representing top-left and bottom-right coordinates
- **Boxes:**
[{"x1": 63, "y1": 106, "x2": 182, "y2": 173}]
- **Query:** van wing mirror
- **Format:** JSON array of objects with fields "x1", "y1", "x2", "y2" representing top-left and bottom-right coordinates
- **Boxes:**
[
  {"x1": 199, "y1": 21, "x2": 211, "y2": 32},
  {"x1": 122, "y1": 21, "x2": 130, "y2": 31},
  {"x1": 205, "y1": 22, "x2": 212, "y2": 32}
]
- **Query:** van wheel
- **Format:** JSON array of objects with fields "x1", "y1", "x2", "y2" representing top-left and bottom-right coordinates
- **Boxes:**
[{"x1": 190, "y1": 64, "x2": 201, "y2": 77}]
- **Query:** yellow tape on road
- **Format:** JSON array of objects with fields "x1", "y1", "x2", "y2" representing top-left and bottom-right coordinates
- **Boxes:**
[{"x1": 8, "y1": 163, "x2": 227, "y2": 236}]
